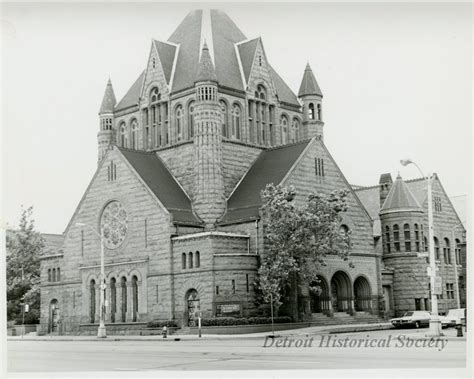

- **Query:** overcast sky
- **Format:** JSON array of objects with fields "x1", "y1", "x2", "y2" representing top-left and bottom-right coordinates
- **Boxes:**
[{"x1": 2, "y1": 2, "x2": 471, "y2": 234}]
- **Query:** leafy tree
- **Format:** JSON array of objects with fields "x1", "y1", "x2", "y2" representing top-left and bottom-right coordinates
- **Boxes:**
[
  {"x1": 6, "y1": 206, "x2": 44, "y2": 324},
  {"x1": 257, "y1": 184, "x2": 352, "y2": 321}
]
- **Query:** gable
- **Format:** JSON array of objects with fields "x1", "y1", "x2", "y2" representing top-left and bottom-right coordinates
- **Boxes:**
[
  {"x1": 140, "y1": 41, "x2": 172, "y2": 101},
  {"x1": 237, "y1": 38, "x2": 259, "y2": 85},
  {"x1": 115, "y1": 71, "x2": 145, "y2": 112}
]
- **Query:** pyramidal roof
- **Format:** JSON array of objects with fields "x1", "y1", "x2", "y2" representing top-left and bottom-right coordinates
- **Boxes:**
[
  {"x1": 380, "y1": 174, "x2": 422, "y2": 213},
  {"x1": 99, "y1": 79, "x2": 116, "y2": 114},
  {"x1": 196, "y1": 42, "x2": 218, "y2": 83},
  {"x1": 298, "y1": 63, "x2": 323, "y2": 97}
]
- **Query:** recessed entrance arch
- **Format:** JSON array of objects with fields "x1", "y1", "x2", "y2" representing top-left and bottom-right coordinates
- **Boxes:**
[
  {"x1": 49, "y1": 299, "x2": 60, "y2": 333},
  {"x1": 354, "y1": 276, "x2": 372, "y2": 312},
  {"x1": 185, "y1": 289, "x2": 200, "y2": 327},
  {"x1": 330, "y1": 271, "x2": 352, "y2": 312},
  {"x1": 310, "y1": 275, "x2": 330, "y2": 314}
]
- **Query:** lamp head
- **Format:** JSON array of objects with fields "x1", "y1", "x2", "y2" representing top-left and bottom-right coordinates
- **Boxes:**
[{"x1": 400, "y1": 159, "x2": 413, "y2": 167}]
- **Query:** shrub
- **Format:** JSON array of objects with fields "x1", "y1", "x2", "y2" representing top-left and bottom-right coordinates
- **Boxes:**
[
  {"x1": 200, "y1": 316, "x2": 292, "y2": 327},
  {"x1": 146, "y1": 320, "x2": 178, "y2": 328}
]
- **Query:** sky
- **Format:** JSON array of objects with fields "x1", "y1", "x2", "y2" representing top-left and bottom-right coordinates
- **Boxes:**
[{"x1": 1, "y1": 2, "x2": 472, "y2": 234}]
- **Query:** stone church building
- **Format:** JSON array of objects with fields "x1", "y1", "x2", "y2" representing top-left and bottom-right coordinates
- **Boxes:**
[{"x1": 39, "y1": 9, "x2": 466, "y2": 334}]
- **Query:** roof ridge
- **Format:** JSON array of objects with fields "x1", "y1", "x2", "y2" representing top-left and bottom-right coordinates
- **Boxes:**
[{"x1": 264, "y1": 138, "x2": 312, "y2": 152}]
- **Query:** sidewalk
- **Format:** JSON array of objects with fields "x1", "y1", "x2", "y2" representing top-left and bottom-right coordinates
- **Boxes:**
[{"x1": 8, "y1": 322, "x2": 395, "y2": 342}]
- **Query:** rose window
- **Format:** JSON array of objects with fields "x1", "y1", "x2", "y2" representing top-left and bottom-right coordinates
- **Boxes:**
[{"x1": 100, "y1": 201, "x2": 127, "y2": 249}]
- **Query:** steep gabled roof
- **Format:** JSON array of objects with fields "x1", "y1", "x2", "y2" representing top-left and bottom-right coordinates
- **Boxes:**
[
  {"x1": 269, "y1": 65, "x2": 300, "y2": 107},
  {"x1": 221, "y1": 140, "x2": 312, "y2": 223},
  {"x1": 298, "y1": 63, "x2": 323, "y2": 97},
  {"x1": 115, "y1": 71, "x2": 145, "y2": 111},
  {"x1": 380, "y1": 174, "x2": 422, "y2": 213},
  {"x1": 237, "y1": 38, "x2": 259, "y2": 84},
  {"x1": 118, "y1": 148, "x2": 201, "y2": 225},
  {"x1": 153, "y1": 40, "x2": 177, "y2": 84},
  {"x1": 99, "y1": 79, "x2": 116, "y2": 114}
]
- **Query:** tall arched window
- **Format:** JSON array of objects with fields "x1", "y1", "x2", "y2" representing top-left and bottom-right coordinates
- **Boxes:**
[
  {"x1": 132, "y1": 275, "x2": 138, "y2": 322},
  {"x1": 149, "y1": 87, "x2": 161, "y2": 146},
  {"x1": 292, "y1": 119, "x2": 300, "y2": 143},
  {"x1": 280, "y1": 115, "x2": 288, "y2": 144},
  {"x1": 385, "y1": 225, "x2": 391, "y2": 253},
  {"x1": 195, "y1": 251, "x2": 200, "y2": 268},
  {"x1": 443, "y1": 238, "x2": 451, "y2": 264},
  {"x1": 175, "y1": 105, "x2": 183, "y2": 141},
  {"x1": 232, "y1": 104, "x2": 241, "y2": 140},
  {"x1": 90, "y1": 279, "x2": 96, "y2": 323},
  {"x1": 120, "y1": 277, "x2": 127, "y2": 322},
  {"x1": 317, "y1": 103, "x2": 322, "y2": 120},
  {"x1": 110, "y1": 278, "x2": 116, "y2": 323},
  {"x1": 188, "y1": 252, "x2": 194, "y2": 269},
  {"x1": 57, "y1": 268, "x2": 60, "y2": 281},
  {"x1": 308, "y1": 103, "x2": 315, "y2": 120},
  {"x1": 220, "y1": 100, "x2": 228, "y2": 137},
  {"x1": 182, "y1": 253, "x2": 186, "y2": 269},
  {"x1": 455, "y1": 238, "x2": 461, "y2": 265},
  {"x1": 52, "y1": 268, "x2": 56, "y2": 282},
  {"x1": 48, "y1": 269, "x2": 51, "y2": 282},
  {"x1": 424, "y1": 236, "x2": 428, "y2": 252},
  {"x1": 130, "y1": 119, "x2": 138, "y2": 149},
  {"x1": 414, "y1": 224, "x2": 420, "y2": 252},
  {"x1": 120, "y1": 122, "x2": 127, "y2": 147},
  {"x1": 404, "y1": 224, "x2": 411, "y2": 252},
  {"x1": 434, "y1": 237, "x2": 440, "y2": 260},
  {"x1": 188, "y1": 101, "x2": 195, "y2": 139},
  {"x1": 393, "y1": 224, "x2": 400, "y2": 252}
]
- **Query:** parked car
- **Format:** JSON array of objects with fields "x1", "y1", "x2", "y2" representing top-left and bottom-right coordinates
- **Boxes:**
[
  {"x1": 390, "y1": 311, "x2": 432, "y2": 329},
  {"x1": 439, "y1": 308, "x2": 466, "y2": 328}
]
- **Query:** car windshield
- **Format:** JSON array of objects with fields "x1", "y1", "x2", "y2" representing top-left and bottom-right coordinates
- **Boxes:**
[{"x1": 403, "y1": 312, "x2": 414, "y2": 317}]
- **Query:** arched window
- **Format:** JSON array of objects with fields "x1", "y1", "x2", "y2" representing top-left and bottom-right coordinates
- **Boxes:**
[
  {"x1": 57, "y1": 268, "x2": 60, "y2": 281},
  {"x1": 434, "y1": 237, "x2": 440, "y2": 260},
  {"x1": 424, "y1": 236, "x2": 428, "y2": 252},
  {"x1": 455, "y1": 238, "x2": 461, "y2": 265},
  {"x1": 404, "y1": 224, "x2": 411, "y2": 252},
  {"x1": 120, "y1": 277, "x2": 127, "y2": 322},
  {"x1": 317, "y1": 103, "x2": 322, "y2": 120},
  {"x1": 132, "y1": 275, "x2": 138, "y2": 322},
  {"x1": 443, "y1": 238, "x2": 451, "y2": 264},
  {"x1": 182, "y1": 253, "x2": 186, "y2": 269},
  {"x1": 90, "y1": 279, "x2": 96, "y2": 323},
  {"x1": 110, "y1": 278, "x2": 116, "y2": 323},
  {"x1": 130, "y1": 119, "x2": 138, "y2": 149},
  {"x1": 385, "y1": 225, "x2": 391, "y2": 253},
  {"x1": 308, "y1": 103, "x2": 315, "y2": 120},
  {"x1": 280, "y1": 115, "x2": 288, "y2": 144},
  {"x1": 195, "y1": 251, "x2": 200, "y2": 268},
  {"x1": 188, "y1": 252, "x2": 194, "y2": 269},
  {"x1": 52, "y1": 268, "x2": 56, "y2": 282},
  {"x1": 48, "y1": 269, "x2": 51, "y2": 282},
  {"x1": 393, "y1": 224, "x2": 400, "y2": 252},
  {"x1": 292, "y1": 119, "x2": 300, "y2": 143},
  {"x1": 220, "y1": 101, "x2": 228, "y2": 138},
  {"x1": 120, "y1": 122, "x2": 127, "y2": 147},
  {"x1": 175, "y1": 105, "x2": 183, "y2": 141},
  {"x1": 150, "y1": 87, "x2": 160, "y2": 103},
  {"x1": 232, "y1": 104, "x2": 241, "y2": 140},
  {"x1": 188, "y1": 101, "x2": 195, "y2": 139},
  {"x1": 414, "y1": 224, "x2": 420, "y2": 252},
  {"x1": 256, "y1": 84, "x2": 266, "y2": 100}
]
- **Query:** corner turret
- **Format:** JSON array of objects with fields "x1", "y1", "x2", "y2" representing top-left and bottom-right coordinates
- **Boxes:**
[
  {"x1": 98, "y1": 79, "x2": 117, "y2": 163},
  {"x1": 298, "y1": 63, "x2": 324, "y2": 141}
]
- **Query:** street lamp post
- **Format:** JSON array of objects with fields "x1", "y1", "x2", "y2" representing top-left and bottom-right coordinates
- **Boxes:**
[
  {"x1": 76, "y1": 222, "x2": 107, "y2": 338},
  {"x1": 400, "y1": 159, "x2": 441, "y2": 336}
]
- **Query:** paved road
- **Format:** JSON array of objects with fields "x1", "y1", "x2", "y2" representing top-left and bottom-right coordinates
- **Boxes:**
[{"x1": 7, "y1": 328, "x2": 466, "y2": 372}]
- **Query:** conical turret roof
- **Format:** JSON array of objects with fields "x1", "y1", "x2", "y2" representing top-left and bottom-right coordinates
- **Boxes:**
[
  {"x1": 99, "y1": 79, "x2": 117, "y2": 114},
  {"x1": 380, "y1": 174, "x2": 422, "y2": 213},
  {"x1": 196, "y1": 41, "x2": 218, "y2": 83},
  {"x1": 298, "y1": 63, "x2": 323, "y2": 97}
]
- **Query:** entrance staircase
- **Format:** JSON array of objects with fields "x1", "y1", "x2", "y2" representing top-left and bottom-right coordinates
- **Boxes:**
[{"x1": 311, "y1": 311, "x2": 384, "y2": 326}]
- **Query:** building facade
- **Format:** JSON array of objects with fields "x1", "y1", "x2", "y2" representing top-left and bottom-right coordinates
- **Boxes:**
[{"x1": 39, "y1": 9, "x2": 466, "y2": 334}]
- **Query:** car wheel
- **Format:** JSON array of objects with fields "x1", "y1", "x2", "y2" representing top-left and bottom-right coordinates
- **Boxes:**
[{"x1": 415, "y1": 321, "x2": 420, "y2": 328}]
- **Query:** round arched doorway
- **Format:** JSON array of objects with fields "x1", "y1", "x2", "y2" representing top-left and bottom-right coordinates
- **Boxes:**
[
  {"x1": 49, "y1": 299, "x2": 60, "y2": 333},
  {"x1": 310, "y1": 275, "x2": 330, "y2": 314},
  {"x1": 354, "y1": 276, "x2": 372, "y2": 312},
  {"x1": 185, "y1": 289, "x2": 200, "y2": 327},
  {"x1": 330, "y1": 271, "x2": 352, "y2": 312}
]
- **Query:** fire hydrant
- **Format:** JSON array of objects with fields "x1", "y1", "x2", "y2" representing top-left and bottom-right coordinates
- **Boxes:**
[
  {"x1": 162, "y1": 326, "x2": 168, "y2": 339},
  {"x1": 455, "y1": 321, "x2": 463, "y2": 337}
]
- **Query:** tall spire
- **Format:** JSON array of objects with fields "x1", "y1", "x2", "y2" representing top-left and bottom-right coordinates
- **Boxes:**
[
  {"x1": 99, "y1": 78, "x2": 117, "y2": 114},
  {"x1": 298, "y1": 63, "x2": 323, "y2": 97},
  {"x1": 196, "y1": 41, "x2": 218, "y2": 83}
]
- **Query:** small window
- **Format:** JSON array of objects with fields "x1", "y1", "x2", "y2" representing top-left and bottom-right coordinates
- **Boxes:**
[
  {"x1": 258, "y1": 55, "x2": 262, "y2": 66},
  {"x1": 232, "y1": 279, "x2": 236, "y2": 294},
  {"x1": 434, "y1": 237, "x2": 440, "y2": 260},
  {"x1": 152, "y1": 57, "x2": 156, "y2": 69},
  {"x1": 434, "y1": 196, "x2": 442, "y2": 212},
  {"x1": 52, "y1": 268, "x2": 56, "y2": 282},
  {"x1": 188, "y1": 252, "x2": 193, "y2": 269},
  {"x1": 404, "y1": 224, "x2": 411, "y2": 252},
  {"x1": 385, "y1": 225, "x2": 391, "y2": 254},
  {"x1": 195, "y1": 251, "x2": 200, "y2": 268},
  {"x1": 48, "y1": 269, "x2": 51, "y2": 282},
  {"x1": 317, "y1": 103, "x2": 322, "y2": 121},
  {"x1": 393, "y1": 224, "x2": 400, "y2": 252},
  {"x1": 57, "y1": 268, "x2": 60, "y2": 281},
  {"x1": 182, "y1": 253, "x2": 186, "y2": 269},
  {"x1": 215, "y1": 286, "x2": 219, "y2": 295},
  {"x1": 308, "y1": 103, "x2": 315, "y2": 120},
  {"x1": 446, "y1": 283, "x2": 454, "y2": 299},
  {"x1": 443, "y1": 238, "x2": 451, "y2": 265},
  {"x1": 455, "y1": 239, "x2": 461, "y2": 265},
  {"x1": 246, "y1": 274, "x2": 249, "y2": 293},
  {"x1": 414, "y1": 224, "x2": 420, "y2": 252}
]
